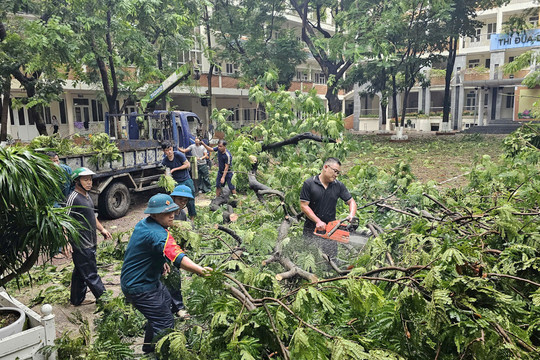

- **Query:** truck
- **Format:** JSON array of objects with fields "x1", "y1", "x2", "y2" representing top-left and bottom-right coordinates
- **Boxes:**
[{"x1": 60, "y1": 63, "x2": 203, "y2": 219}]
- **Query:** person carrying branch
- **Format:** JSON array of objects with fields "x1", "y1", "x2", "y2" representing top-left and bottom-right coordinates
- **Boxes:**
[
  {"x1": 161, "y1": 143, "x2": 197, "y2": 219},
  {"x1": 178, "y1": 137, "x2": 212, "y2": 194},
  {"x1": 299, "y1": 158, "x2": 357, "y2": 261},
  {"x1": 201, "y1": 139, "x2": 237, "y2": 197},
  {"x1": 121, "y1": 193, "x2": 212, "y2": 354}
]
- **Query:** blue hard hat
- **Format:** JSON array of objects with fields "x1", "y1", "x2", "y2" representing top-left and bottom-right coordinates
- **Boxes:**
[
  {"x1": 144, "y1": 193, "x2": 179, "y2": 214},
  {"x1": 170, "y1": 185, "x2": 194, "y2": 199}
]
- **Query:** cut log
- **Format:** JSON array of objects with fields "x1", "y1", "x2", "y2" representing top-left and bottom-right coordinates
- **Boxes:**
[{"x1": 222, "y1": 204, "x2": 236, "y2": 222}]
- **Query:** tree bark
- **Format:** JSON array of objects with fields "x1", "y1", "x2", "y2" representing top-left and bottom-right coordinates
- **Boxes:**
[
  {"x1": 11, "y1": 69, "x2": 48, "y2": 135},
  {"x1": 262, "y1": 132, "x2": 336, "y2": 151},
  {"x1": 288, "y1": 0, "x2": 350, "y2": 114},
  {"x1": 442, "y1": 35, "x2": 457, "y2": 124},
  {"x1": 0, "y1": 79, "x2": 10, "y2": 142},
  {"x1": 204, "y1": 5, "x2": 214, "y2": 134},
  {"x1": 391, "y1": 74, "x2": 399, "y2": 128}
]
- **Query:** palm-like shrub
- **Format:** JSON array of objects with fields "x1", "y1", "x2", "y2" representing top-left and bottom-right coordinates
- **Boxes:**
[{"x1": 0, "y1": 146, "x2": 78, "y2": 286}]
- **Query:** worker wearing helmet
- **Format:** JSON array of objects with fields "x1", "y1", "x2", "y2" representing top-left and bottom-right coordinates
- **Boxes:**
[
  {"x1": 121, "y1": 193, "x2": 212, "y2": 354},
  {"x1": 171, "y1": 184, "x2": 194, "y2": 221},
  {"x1": 66, "y1": 167, "x2": 112, "y2": 306}
]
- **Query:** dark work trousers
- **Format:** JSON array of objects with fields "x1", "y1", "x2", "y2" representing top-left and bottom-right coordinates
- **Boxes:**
[
  {"x1": 216, "y1": 171, "x2": 235, "y2": 191},
  {"x1": 165, "y1": 266, "x2": 185, "y2": 313},
  {"x1": 70, "y1": 246, "x2": 105, "y2": 305},
  {"x1": 303, "y1": 227, "x2": 338, "y2": 261},
  {"x1": 197, "y1": 163, "x2": 212, "y2": 193},
  {"x1": 124, "y1": 282, "x2": 174, "y2": 354},
  {"x1": 176, "y1": 178, "x2": 197, "y2": 218}
]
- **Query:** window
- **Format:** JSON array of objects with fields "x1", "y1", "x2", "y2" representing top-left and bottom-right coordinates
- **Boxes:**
[
  {"x1": 121, "y1": 100, "x2": 136, "y2": 116},
  {"x1": 296, "y1": 71, "x2": 308, "y2": 81},
  {"x1": 13, "y1": 98, "x2": 27, "y2": 125},
  {"x1": 243, "y1": 109, "x2": 251, "y2": 121},
  {"x1": 506, "y1": 93, "x2": 514, "y2": 109},
  {"x1": 530, "y1": 15, "x2": 539, "y2": 27},
  {"x1": 314, "y1": 72, "x2": 326, "y2": 84},
  {"x1": 470, "y1": 28, "x2": 481, "y2": 42},
  {"x1": 59, "y1": 99, "x2": 67, "y2": 124},
  {"x1": 73, "y1": 98, "x2": 90, "y2": 124},
  {"x1": 225, "y1": 63, "x2": 237, "y2": 74},
  {"x1": 42, "y1": 107, "x2": 51, "y2": 124},
  {"x1": 92, "y1": 100, "x2": 104, "y2": 121},
  {"x1": 468, "y1": 59, "x2": 480, "y2": 68},
  {"x1": 487, "y1": 23, "x2": 497, "y2": 39},
  {"x1": 466, "y1": 91, "x2": 476, "y2": 111},
  {"x1": 485, "y1": 59, "x2": 491, "y2": 68},
  {"x1": 177, "y1": 49, "x2": 202, "y2": 65},
  {"x1": 227, "y1": 108, "x2": 239, "y2": 122},
  {"x1": 508, "y1": 56, "x2": 515, "y2": 63}
]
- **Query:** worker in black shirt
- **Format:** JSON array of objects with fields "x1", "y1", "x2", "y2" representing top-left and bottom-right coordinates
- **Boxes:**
[{"x1": 299, "y1": 158, "x2": 357, "y2": 260}]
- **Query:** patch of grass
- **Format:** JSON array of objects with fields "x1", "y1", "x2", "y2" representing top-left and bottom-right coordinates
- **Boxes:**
[{"x1": 347, "y1": 134, "x2": 505, "y2": 186}]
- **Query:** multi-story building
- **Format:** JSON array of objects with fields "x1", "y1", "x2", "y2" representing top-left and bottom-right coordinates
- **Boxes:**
[
  {"x1": 12, "y1": 2, "x2": 536, "y2": 141},
  {"x1": 353, "y1": 0, "x2": 540, "y2": 133},
  {"x1": 451, "y1": 0, "x2": 539, "y2": 130},
  {"x1": 3, "y1": 9, "x2": 354, "y2": 142}
]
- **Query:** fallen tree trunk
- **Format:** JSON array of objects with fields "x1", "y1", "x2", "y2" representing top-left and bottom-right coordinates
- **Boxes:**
[{"x1": 261, "y1": 132, "x2": 336, "y2": 151}]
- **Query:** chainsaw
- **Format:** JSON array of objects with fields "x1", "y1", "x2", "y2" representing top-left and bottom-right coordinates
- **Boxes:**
[{"x1": 313, "y1": 217, "x2": 370, "y2": 248}]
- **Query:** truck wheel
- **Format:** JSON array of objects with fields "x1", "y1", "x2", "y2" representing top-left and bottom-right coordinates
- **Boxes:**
[{"x1": 98, "y1": 182, "x2": 131, "y2": 219}]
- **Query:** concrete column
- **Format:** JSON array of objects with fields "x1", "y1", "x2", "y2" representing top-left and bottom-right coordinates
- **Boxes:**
[
  {"x1": 64, "y1": 92, "x2": 75, "y2": 135},
  {"x1": 456, "y1": 85, "x2": 465, "y2": 130},
  {"x1": 496, "y1": 88, "x2": 503, "y2": 119},
  {"x1": 451, "y1": 55, "x2": 467, "y2": 131},
  {"x1": 418, "y1": 87, "x2": 424, "y2": 113},
  {"x1": 239, "y1": 98, "x2": 244, "y2": 126},
  {"x1": 353, "y1": 83, "x2": 361, "y2": 131},
  {"x1": 486, "y1": 88, "x2": 493, "y2": 122},
  {"x1": 490, "y1": 51, "x2": 505, "y2": 80},
  {"x1": 425, "y1": 88, "x2": 431, "y2": 115},
  {"x1": 478, "y1": 89, "x2": 485, "y2": 126},
  {"x1": 496, "y1": 8, "x2": 503, "y2": 36}
]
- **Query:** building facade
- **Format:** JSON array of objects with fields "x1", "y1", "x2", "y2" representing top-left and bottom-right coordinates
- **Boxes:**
[
  {"x1": 3, "y1": 9, "x2": 354, "y2": 142},
  {"x1": 353, "y1": 0, "x2": 540, "y2": 133}
]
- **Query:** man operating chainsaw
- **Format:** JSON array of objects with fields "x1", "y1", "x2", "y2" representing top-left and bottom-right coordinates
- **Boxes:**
[{"x1": 300, "y1": 157, "x2": 357, "y2": 260}]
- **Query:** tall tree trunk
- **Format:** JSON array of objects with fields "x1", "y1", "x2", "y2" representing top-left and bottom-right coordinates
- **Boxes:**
[
  {"x1": 289, "y1": 0, "x2": 349, "y2": 115},
  {"x1": 11, "y1": 70, "x2": 48, "y2": 135},
  {"x1": 326, "y1": 88, "x2": 342, "y2": 113},
  {"x1": 400, "y1": 89, "x2": 410, "y2": 128},
  {"x1": 0, "y1": 79, "x2": 10, "y2": 142},
  {"x1": 204, "y1": 5, "x2": 214, "y2": 134},
  {"x1": 442, "y1": 36, "x2": 457, "y2": 124},
  {"x1": 380, "y1": 102, "x2": 387, "y2": 130},
  {"x1": 391, "y1": 74, "x2": 399, "y2": 128},
  {"x1": 157, "y1": 50, "x2": 167, "y2": 110},
  {"x1": 93, "y1": 8, "x2": 119, "y2": 135}
]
